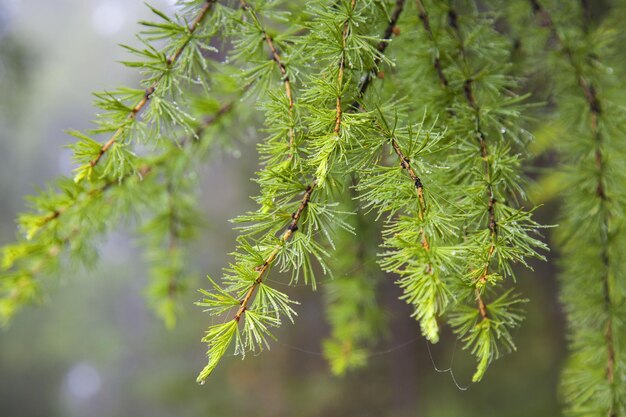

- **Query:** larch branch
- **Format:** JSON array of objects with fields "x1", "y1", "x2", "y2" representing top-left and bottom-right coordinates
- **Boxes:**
[
  {"x1": 530, "y1": 0, "x2": 617, "y2": 407},
  {"x1": 440, "y1": 4, "x2": 496, "y2": 318},
  {"x1": 233, "y1": 184, "x2": 315, "y2": 322},
  {"x1": 88, "y1": 0, "x2": 217, "y2": 169},
  {"x1": 233, "y1": 0, "x2": 360, "y2": 323},
  {"x1": 240, "y1": 0, "x2": 296, "y2": 151},
  {"x1": 353, "y1": 0, "x2": 405, "y2": 104},
  {"x1": 415, "y1": 0, "x2": 449, "y2": 87},
  {"x1": 33, "y1": 99, "x2": 237, "y2": 235}
]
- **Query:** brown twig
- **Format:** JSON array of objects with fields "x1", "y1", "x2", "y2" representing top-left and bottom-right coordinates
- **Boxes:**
[
  {"x1": 352, "y1": 0, "x2": 405, "y2": 104},
  {"x1": 233, "y1": 184, "x2": 315, "y2": 321},
  {"x1": 390, "y1": 137, "x2": 431, "y2": 255},
  {"x1": 443, "y1": 5, "x2": 496, "y2": 318},
  {"x1": 333, "y1": 0, "x2": 357, "y2": 135},
  {"x1": 88, "y1": 0, "x2": 217, "y2": 169},
  {"x1": 415, "y1": 0, "x2": 449, "y2": 87},
  {"x1": 240, "y1": 0, "x2": 296, "y2": 152},
  {"x1": 233, "y1": 0, "x2": 361, "y2": 323},
  {"x1": 32, "y1": 99, "x2": 237, "y2": 235}
]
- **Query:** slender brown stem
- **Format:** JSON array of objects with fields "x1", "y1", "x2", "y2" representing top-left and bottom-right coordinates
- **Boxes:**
[
  {"x1": 233, "y1": 184, "x2": 315, "y2": 322},
  {"x1": 333, "y1": 0, "x2": 357, "y2": 135},
  {"x1": 88, "y1": 0, "x2": 217, "y2": 169},
  {"x1": 353, "y1": 0, "x2": 405, "y2": 104},
  {"x1": 476, "y1": 288, "x2": 488, "y2": 319},
  {"x1": 415, "y1": 0, "x2": 449, "y2": 87},
  {"x1": 233, "y1": 0, "x2": 360, "y2": 323},
  {"x1": 444, "y1": 5, "x2": 496, "y2": 317},
  {"x1": 391, "y1": 139, "x2": 426, "y2": 219},
  {"x1": 240, "y1": 0, "x2": 296, "y2": 152},
  {"x1": 390, "y1": 137, "x2": 433, "y2": 258},
  {"x1": 32, "y1": 99, "x2": 237, "y2": 235}
]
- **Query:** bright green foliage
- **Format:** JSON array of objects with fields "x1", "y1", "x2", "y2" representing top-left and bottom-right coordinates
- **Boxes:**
[
  {"x1": 195, "y1": 0, "x2": 392, "y2": 382},
  {"x1": 192, "y1": 0, "x2": 546, "y2": 384},
  {"x1": 357, "y1": 115, "x2": 458, "y2": 345},
  {"x1": 2, "y1": 1, "x2": 626, "y2": 415},
  {"x1": 385, "y1": 1, "x2": 547, "y2": 381}
]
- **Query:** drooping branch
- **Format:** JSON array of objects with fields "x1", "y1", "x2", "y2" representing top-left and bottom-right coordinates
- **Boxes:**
[
  {"x1": 458, "y1": 55, "x2": 498, "y2": 290},
  {"x1": 415, "y1": 0, "x2": 449, "y2": 87},
  {"x1": 233, "y1": 183, "x2": 315, "y2": 322},
  {"x1": 407, "y1": 2, "x2": 546, "y2": 383},
  {"x1": 232, "y1": 0, "x2": 359, "y2": 324},
  {"x1": 30, "y1": 99, "x2": 238, "y2": 236},
  {"x1": 0, "y1": 98, "x2": 238, "y2": 325},
  {"x1": 530, "y1": 1, "x2": 618, "y2": 412},
  {"x1": 353, "y1": 0, "x2": 405, "y2": 103},
  {"x1": 87, "y1": 0, "x2": 217, "y2": 170},
  {"x1": 444, "y1": 3, "x2": 497, "y2": 319},
  {"x1": 239, "y1": 0, "x2": 296, "y2": 151}
]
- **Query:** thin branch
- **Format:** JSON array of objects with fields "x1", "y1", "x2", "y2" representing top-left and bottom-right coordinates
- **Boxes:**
[
  {"x1": 232, "y1": 0, "x2": 360, "y2": 323},
  {"x1": 334, "y1": 0, "x2": 357, "y2": 135},
  {"x1": 240, "y1": 0, "x2": 296, "y2": 152},
  {"x1": 352, "y1": 0, "x2": 405, "y2": 105},
  {"x1": 233, "y1": 183, "x2": 315, "y2": 322},
  {"x1": 390, "y1": 137, "x2": 431, "y2": 254},
  {"x1": 31, "y1": 99, "x2": 238, "y2": 235},
  {"x1": 415, "y1": 0, "x2": 449, "y2": 87},
  {"x1": 443, "y1": 4, "x2": 496, "y2": 318},
  {"x1": 3, "y1": 99, "x2": 237, "y2": 322},
  {"x1": 88, "y1": 0, "x2": 217, "y2": 169}
]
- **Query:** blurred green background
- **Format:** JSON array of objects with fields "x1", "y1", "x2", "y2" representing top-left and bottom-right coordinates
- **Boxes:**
[{"x1": 0, "y1": 1, "x2": 564, "y2": 416}]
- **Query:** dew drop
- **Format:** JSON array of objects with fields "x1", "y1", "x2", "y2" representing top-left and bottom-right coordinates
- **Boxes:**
[{"x1": 198, "y1": 380, "x2": 205, "y2": 385}]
